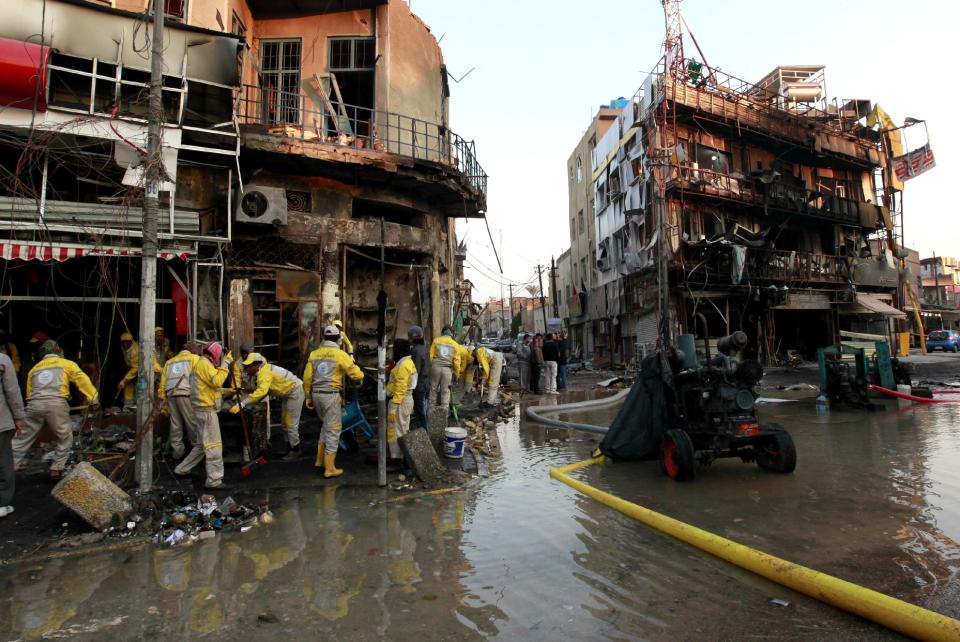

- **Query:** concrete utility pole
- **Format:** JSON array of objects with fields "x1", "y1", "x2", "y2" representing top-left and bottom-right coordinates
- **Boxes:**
[
  {"x1": 536, "y1": 264, "x2": 548, "y2": 332},
  {"x1": 508, "y1": 283, "x2": 513, "y2": 337},
  {"x1": 377, "y1": 217, "x2": 387, "y2": 487},
  {"x1": 550, "y1": 256, "x2": 560, "y2": 318},
  {"x1": 136, "y1": 0, "x2": 164, "y2": 492}
]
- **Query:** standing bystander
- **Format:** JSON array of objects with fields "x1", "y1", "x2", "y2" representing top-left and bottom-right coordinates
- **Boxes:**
[{"x1": 0, "y1": 351, "x2": 25, "y2": 517}]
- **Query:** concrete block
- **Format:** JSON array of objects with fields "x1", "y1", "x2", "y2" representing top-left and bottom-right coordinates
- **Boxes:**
[
  {"x1": 51, "y1": 462, "x2": 134, "y2": 530},
  {"x1": 399, "y1": 428, "x2": 446, "y2": 487},
  {"x1": 426, "y1": 407, "x2": 448, "y2": 452}
]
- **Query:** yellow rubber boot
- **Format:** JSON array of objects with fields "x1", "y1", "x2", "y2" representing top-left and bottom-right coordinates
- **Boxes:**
[
  {"x1": 314, "y1": 443, "x2": 326, "y2": 468},
  {"x1": 323, "y1": 452, "x2": 343, "y2": 478}
]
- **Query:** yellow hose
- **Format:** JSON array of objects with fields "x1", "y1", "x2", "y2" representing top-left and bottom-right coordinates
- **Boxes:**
[{"x1": 550, "y1": 456, "x2": 960, "y2": 641}]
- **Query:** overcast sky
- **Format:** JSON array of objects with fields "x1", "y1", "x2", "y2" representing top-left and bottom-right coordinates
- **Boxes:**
[{"x1": 410, "y1": 0, "x2": 958, "y2": 300}]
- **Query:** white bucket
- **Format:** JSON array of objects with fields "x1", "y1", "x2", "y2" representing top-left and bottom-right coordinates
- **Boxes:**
[{"x1": 444, "y1": 427, "x2": 468, "y2": 459}]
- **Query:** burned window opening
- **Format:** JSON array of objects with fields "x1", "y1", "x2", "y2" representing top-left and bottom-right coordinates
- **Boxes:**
[{"x1": 351, "y1": 198, "x2": 425, "y2": 228}]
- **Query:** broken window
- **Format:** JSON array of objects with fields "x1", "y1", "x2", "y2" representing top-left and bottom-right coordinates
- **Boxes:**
[
  {"x1": 576, "y1": 156, "x2": 583, "y2": 183},
  {"x1": 578, "y1": 210, "x2": 584, "y2": 233},
  {"x1": 352, "y1": 198, "x2": 425, "y2": 228},
  {"x1": 328, "y1": 36, "x2": 376, "y2": 121},
  {"x1": 165, "y1": 0, "x2": 187, "y2": 22},
  {"x1": 694, "y1": 145, "x2": 731, "y2": 175},
  {"x1": 260, "y1": 39, "x2": 302, "y2": 125}
]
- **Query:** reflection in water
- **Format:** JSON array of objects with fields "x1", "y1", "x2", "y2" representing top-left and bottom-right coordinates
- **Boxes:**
[{"x1": 0, "y1": 400, "x2": 959, "y2": 639}]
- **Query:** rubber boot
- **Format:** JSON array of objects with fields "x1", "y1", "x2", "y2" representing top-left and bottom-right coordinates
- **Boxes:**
[
  {"x1": 322, "y1": 452, "x2": 343, "y2": 478},
  {"x1": 314, "y1": 443, "x2": 326, "y2": 469}
]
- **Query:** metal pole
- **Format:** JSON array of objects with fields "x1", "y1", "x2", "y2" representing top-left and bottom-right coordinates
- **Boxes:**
[
  {"x1": 136, "y1": 0, "x2": 164, "y2": 492},
  {"x1": 537, "y1": 264, "x2": 548, "y2": 332},
  {"x1": 377, "y1": 217, "x2": 387, "y2": 487},
  {"x1": 550, "y1": 256, "x2": 560, "y2": 318},
  {"x1": 508, "y1": 283, "x2": 514, "y2": 337},
  {"x1": 934, "y1": 251, "x2": 941, "y2": 306}
]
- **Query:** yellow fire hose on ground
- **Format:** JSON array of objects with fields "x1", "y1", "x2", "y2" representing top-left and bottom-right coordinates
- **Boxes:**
[{"x1": 550, "y1": 456, "x2": 960, "y2": 641}]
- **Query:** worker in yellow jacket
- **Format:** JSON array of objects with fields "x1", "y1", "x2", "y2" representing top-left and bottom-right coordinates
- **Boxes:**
[
  {"x1": 155, "y1": 327, "x2": 175, "y2": 367},
  {"x1": 473, "y1": 345, "x2": 505, "y2": 407},
  {"x1": 457, "y1": 343, "x2": 475, "y2": 387},
  {"x1": 428, "y1": 325, "x2": 462, "y2": 413},
  {"x1": 303, "y1": 325, "x2": 363, "y2": 478},
  {"x1": 230, "y1": 353, "x2": 305, "y2": 460},
  {"x1": 158, "y1": 343, "x2": 201, "y2": 460},
  {"x1": 116, "y1": 331, "x2": 161, "y2": 411},
  {"x1": 174, "y1": 341, "x2": 233, "y2": 490},
  {"x1": 386, "y1": 339, "x2": 418, "y2": 461},
  {"x1": 12, "y1": 340, "x2": 98, "y2": 480},
  {"x1": 332, "y1": 319, "x2": 354, "y2": 357}
]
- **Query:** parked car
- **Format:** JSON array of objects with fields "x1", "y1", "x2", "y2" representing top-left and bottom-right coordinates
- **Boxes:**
[
  {"x1": 494, "y1": 339, "x2": 514, "y2": 353},
  {"x1": 926, "y1": 329, "x2": 960, "y2": 352}
]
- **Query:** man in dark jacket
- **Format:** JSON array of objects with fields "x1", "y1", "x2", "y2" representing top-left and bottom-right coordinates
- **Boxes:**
[
  {"x1": 408, "y1": 326, "x2": 430, "y2": 429},
  {"x1": 541, "y1": 333, "x2": 559, "y2": 395},
  {"x1": 556, "y1": 333, "x2": 568, "y2": 390},
  {"x1": 0, "y1": 352, "x2": 25, "y2": 517},
  {"x1": 530, "y1": 334, "x2": 544, "y2": 395}
]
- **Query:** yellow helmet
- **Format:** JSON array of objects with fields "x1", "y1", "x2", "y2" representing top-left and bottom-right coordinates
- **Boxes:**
[
  {"x1": 333, "y1": 319, "x2": 343, "y2": 329},
  {"x1": 120, "y1": 332, "x2": 134, "y2": 342}
]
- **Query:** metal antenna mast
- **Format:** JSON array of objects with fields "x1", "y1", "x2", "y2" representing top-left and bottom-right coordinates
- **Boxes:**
[{"x1": 662, "y1": 0, "x2": 684, "y2": 80}]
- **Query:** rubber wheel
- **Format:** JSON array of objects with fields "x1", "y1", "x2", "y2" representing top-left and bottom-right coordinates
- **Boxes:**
[
  {"x1": 756, "y1": 425, "x2": 797, "y2": 474},
  {"x1": 660, "y1": 429, "x2": 696, "y2": 481}
]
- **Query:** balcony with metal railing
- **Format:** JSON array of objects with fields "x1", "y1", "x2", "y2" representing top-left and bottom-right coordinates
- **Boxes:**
[
  {"x1": 667, "y1": 164, "x2": 864, "y2": 226},
  {"x1": 237, "y1": 84, "x2": 487, "y2": 210},
  {"x1": 682, "y1": 243, "x2": 848, "y2": 286}
]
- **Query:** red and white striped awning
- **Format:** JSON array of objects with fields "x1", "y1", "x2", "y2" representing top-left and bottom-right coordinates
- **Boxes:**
[{"x1": 0, "y1": 241, "x2": 193, "y2": 262}]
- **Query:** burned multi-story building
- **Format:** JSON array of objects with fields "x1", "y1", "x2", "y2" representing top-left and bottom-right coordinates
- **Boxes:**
[
  {"x1": 566, "y1": 58, "x2": 918, "y2": 366},
  {"x1": 0, "y1": 0, "x2": 485, "y2": 385}
]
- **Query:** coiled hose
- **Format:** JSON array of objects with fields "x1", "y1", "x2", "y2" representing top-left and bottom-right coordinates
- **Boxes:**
[{"x1": 525, "y1": 388, "x2": 630, "y2": 434}]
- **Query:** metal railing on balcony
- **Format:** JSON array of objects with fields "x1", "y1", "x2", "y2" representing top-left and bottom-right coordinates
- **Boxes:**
[
  {"x1": 238, "y1": 84, "x2": 487, "y2": 198},
  {"x1": 670, "y1": 164, "x2": 862, "y2": 225},
  {"x1": 684, "y1": 244, "x2": 847, "y2": 285}
]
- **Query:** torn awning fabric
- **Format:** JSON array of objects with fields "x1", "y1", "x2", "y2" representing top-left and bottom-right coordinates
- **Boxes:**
[
  {"x1": 0, "y1": 241, "x2": 192, "y2": 262},
  {"x1": 599, "y1": 351, "x2": 677, "y2": 460}
]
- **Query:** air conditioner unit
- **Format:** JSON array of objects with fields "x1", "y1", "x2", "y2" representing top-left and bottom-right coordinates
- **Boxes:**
[{"x1": 235, "y1": 186, "x2": 288, "y2": 226}]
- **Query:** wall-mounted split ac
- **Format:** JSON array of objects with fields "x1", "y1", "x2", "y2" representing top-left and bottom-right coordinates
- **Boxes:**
[{"x1": 234, "y1": 186, "x2": 288, "y2": 226}]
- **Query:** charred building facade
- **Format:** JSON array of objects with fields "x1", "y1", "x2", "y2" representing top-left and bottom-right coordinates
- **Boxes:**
[
  {"x1": 567, "y1": 61, "x2": 913, "y2": 366},
  {"x1": 0, "y1": 0, "x2": 485, "y2": 382}
]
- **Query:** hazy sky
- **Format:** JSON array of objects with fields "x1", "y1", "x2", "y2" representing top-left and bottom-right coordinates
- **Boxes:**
[{"x1": 410, "y1": 0, "x2": 958, "y2": 300}]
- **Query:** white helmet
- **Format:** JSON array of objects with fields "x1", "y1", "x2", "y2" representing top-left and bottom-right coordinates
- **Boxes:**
[{"x1": 323, "y1": 325, "x2": 341, "y2": 340}]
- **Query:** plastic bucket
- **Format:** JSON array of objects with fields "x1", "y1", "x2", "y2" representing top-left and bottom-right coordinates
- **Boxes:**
[{"x1": 444, "y1": 427, "x2": 468, "y2": 459}]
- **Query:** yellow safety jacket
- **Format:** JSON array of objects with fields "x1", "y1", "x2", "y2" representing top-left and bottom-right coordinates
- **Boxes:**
[
  {"x1": 429, "y1": 335, "x2": 462, "y2": 372},
  {"x1": 0, "y1": 343, "x2": 20, "y2": 373},
  {"x1": 158, "y1": 350, "x2": 200, "y2": 401},
  {"x1": 386, "y1": 355, "x2": 418, "y2": 405},
  {"x1": 458, "y1": 345, "x2": 474, "y2": 379},
  {"x1": 232, "y1": 352, "x2": 268, "y2": 391},
  {"x1": 475, "y1": 347, "x2": 503, "y2": 384},
  {"x1": 340, "y1": 331, "x2": 354, "y2": 356},
  {"x1": 26, "y1": 355, "x2": 98, "y2": 403},
  {"x1": 156, "y1": 338, "x2": 175, "y2": 367},
  {"x1": 303, "y1": 341, "x2": 363, "y2": 394},
  {"x1": 242, "y1": 363, "x2": 301, "y2": 407},
  {"x1": 121, "y1": 341, "x2": 161, "y2": 385},
  {"x1": 192, "y1": 356, "x2": 231, "y2": 409}
]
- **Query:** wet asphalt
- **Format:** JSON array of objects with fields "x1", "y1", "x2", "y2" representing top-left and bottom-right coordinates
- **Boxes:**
[{"x1": 0, "y1": 380, "x2": 958, "y2": 640}]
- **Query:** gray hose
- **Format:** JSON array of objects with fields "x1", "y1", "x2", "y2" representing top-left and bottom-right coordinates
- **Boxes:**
[{"x1": 525, "y1": 388, "x2": 631, "y2": 434}]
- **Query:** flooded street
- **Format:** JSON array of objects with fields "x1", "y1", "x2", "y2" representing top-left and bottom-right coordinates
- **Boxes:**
[{"x1": 2, "y1": 395, "x2": 960, "y2": 640}]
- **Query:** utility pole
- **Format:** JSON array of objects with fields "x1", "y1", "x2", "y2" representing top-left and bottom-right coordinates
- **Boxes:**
[
  {"x1": 499, "y1": 228, "x2": 505, "y2": 337},
  {"x1": 550, "y1": 256, "x2": 560, "y2": 318},
  {"x1": 136, "y1": 0, "x2": 164, "y2": 492},
  {"x1": 934, "y1": 251, "x2": 942, "y2": 306},
  {"x1": 508, "y1": 283, "x2": 514, "y2": 337},
  {"x1": 377, "y1": 217, "x2": 387, "y2": 487},
  {"x1": 536, "y1": 264, "x2": 548, "y2": 332}
]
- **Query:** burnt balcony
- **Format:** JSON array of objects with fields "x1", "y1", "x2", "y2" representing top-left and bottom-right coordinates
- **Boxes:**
[
  {"x1": 238, "y1": 85, "x2": 487, "y2": 214},
  {"x1": 681, "y1": 243, "x2": 848, "y2": 286},
  {"x1": 667, "y1": 164, "x2": 863, "y2": 225}
]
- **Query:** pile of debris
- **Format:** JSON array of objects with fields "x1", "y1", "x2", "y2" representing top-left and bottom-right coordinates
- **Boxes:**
[{"x1": 51, "y1": 462, "x2": 265, "y2": 548}]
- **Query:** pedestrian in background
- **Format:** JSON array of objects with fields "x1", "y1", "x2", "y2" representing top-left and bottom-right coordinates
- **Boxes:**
[
  {"x1": 407, "y1": 326, "x2": 429, "y2": 429},
  {"x1": 515, "y1": 334, "x2": 531, "y2": 391},
  {"x1": 0, "y1": 351, "x2": 25, "y2": 518},
  {"x1": 542, "y1": 333, "x2": 559, "y2": 395},
  {"x1": 556, "y1": 333, "x2": 568, "y2": 391},
  {"x1": 530, "y1": 334, "x2": 544, "y2": 395}
]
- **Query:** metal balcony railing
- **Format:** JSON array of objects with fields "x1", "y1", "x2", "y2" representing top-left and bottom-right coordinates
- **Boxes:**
[
  {"x1": 670, "y1": 164, "x2": 862, "y2": 225},
  {"x1": 238, "y1": 84, "x2": 487, "y2": 198},
  {"x1": 683, "y1": 244, "x2": 847, "y2": 285}
]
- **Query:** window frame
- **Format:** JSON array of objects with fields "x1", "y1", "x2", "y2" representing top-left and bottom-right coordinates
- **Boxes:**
[
  {"x1": 328, "y1": 36, "x2": 377, "y2": 72},
  {"x1": 259, "y1": 38, "x2": 303, "y2": 125}
]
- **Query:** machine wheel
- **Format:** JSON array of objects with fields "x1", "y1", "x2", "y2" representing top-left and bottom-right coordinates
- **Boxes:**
[
  {"x1": 953, "y1": 344, "x2": 958, "y2": 353},
  {"x1": 660, "y1": 429, "x2": 696, "y2": 481},
  {"x1": 756, "y1": 425, "x2": 797, "y2": 474}
]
